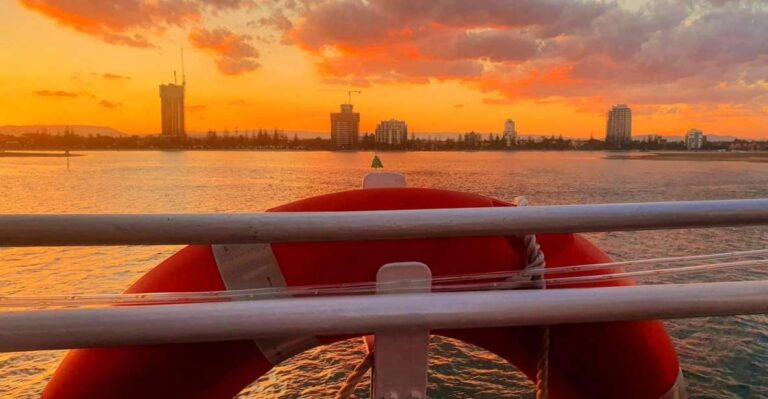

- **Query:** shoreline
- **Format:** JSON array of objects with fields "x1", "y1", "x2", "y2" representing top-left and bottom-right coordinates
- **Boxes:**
[
  {"x1": 0, "y1": 151, "x2": 83, "y2": 158},
  {"x1": 1, "y1": 148, "x2": 767, "y2": 162},
  {"x1": 606, "y1": 151, "x2": 768, "y2": 163}
]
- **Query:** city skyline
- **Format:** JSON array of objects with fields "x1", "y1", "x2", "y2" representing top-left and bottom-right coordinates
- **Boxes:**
[
  {"x1": 5, "y1": 81, "x2": 753, "y2": 142},
  {"x1": 2, "y1": 1, "x2": 768, "y2": 138}
]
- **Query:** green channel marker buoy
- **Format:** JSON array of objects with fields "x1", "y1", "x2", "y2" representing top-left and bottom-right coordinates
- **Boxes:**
[{"x1": 371, "y1": 153, "x2": 383, "y2": 169}]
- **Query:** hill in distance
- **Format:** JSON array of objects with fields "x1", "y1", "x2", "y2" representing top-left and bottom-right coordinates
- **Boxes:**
[
  {"x1": 0, "y1": 125, "x2": 127, "y2": 137},
  {"x1": 187, "y1": 130, "x2": 330, "y2": 139}
]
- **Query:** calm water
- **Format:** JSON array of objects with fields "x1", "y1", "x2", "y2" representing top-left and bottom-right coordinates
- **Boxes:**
[{"x1": 1, "y1": 151, "x2": 767, "y2": 398}]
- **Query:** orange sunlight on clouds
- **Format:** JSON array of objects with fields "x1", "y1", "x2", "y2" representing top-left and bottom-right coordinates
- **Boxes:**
[{"x1": 2, "y1": 0, "x2": 767, "y2": 138}]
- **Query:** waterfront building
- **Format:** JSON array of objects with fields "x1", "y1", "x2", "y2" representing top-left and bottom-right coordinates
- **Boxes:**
[
  {"x1": 375, "y1": 119, "x2": 408, "y2": 146},
  {"x1": 331, "y1": 103, "x2": 360, "y2": 149},
  {"x1": 159, "y1": 83, "x2": 185, "y2": 137},
  {"x1": 685, "y1": 128, "x2": 705, "y2": 150},
  {"x1": 605, "y1": 104, "x2": 632, "y2": 148},
  {"x1": 502, "y1": 119, "x2": 517, "y2": 147}
]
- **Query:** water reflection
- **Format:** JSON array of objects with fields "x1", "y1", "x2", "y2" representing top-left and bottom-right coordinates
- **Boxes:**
[{"x1": 1, "y1": 151, "x2": 766, "y2": 397}]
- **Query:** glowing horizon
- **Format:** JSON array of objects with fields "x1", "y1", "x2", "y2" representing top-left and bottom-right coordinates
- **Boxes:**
[{"x1": 2, "y1": 0, "x2": 768, "y2": 139}]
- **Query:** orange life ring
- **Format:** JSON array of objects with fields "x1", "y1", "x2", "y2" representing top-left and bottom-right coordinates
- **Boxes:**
[{"x1": 43, "y1": 188, "x2": 682, "y2": 398}]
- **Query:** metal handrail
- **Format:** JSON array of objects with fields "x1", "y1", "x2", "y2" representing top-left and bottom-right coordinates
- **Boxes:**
[
  {"x1": 1, "y1": 198, "x2": 767, "y2": 355},
  {"x1": 1, "y1": 280, "x2": 766, "y2": 353},
  {"x1": 2, "y1": 198, "x2": 768, "y2": 246}
]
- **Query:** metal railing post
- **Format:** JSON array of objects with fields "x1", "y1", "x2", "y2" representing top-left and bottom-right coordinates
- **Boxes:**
[{"x1": 372, "y1": 262, "x2": 431, "y2": 399}]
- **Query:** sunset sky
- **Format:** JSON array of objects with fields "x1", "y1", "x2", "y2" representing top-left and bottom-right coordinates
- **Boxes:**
[{"x1": 1, "y1": 0, "x2": 767, "y2": 138}]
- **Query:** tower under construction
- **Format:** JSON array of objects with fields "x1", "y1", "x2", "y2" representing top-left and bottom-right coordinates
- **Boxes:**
[{"x1": 160, "y1": 50, "x2": 186, "y2": 137}]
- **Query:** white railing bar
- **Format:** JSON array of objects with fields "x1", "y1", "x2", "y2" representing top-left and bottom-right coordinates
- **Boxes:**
[
  {"x1": 2, "y1": 256, "x2": 767, "y2": 308},
  {"x1": 1, "y1": 199, "x2": 768, "y2": 246},
  {"x1": 1, "y1": 280, "x2": 766, "y2": 353}
]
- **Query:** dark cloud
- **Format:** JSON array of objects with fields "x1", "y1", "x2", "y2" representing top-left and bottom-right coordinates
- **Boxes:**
[
  {"x1": 98, "y1": 99, "x2": 122, "y2": 108},
  {"x1": 188, "y1": 27, "x2": 260, "y2": 75},
  {"x1": 258, "y1": 9, "x2": 293, "y2": 33},
  {"x1": 35, "y1": 90, "x2": 79, "y2": 97},
  {"x1": 377, "y1": 0, "x2": 607, "y2": 33},
  {"x1": 283, "y1": 0, "x2": 768, "y2": 110},
  {"x1": 288, "y1": 0, "x2": 392, "y2": 49},
  {"x1": 199, "y1": 0, "x2": 252, "y2": 9},
  {"x1": 423, "y1": 29, "x2": 539, "y2": 62},
  {"x1": 99, "y1": 73, "x2": 132, "y2": 81}
]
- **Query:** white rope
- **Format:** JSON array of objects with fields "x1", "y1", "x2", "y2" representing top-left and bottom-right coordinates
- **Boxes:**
[
  {"x1": 513, "y1": 196, "x2": 549, "y2": 399},
  {"x1": 334, "y1": 350, "x2": 373, "y2": 399},
  {"x1": 2, "y1": 253, "x2": 767, "y2": 309}
]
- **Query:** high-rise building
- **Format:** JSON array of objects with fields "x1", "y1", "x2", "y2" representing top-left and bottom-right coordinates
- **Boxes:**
[
  {"x1": 605, "y1": 104, "x2": 632, "y2": 148},
  {"x1": 685, "y1": 128, "x2": 705, "y2": 150},
  {"x1": 502, "y1": 119, "x2": 517, "y2": 147},
  {"x1": 159, "y1": 83, "x2": 185, "y2": 137},
  {"x1": 375, "y1": 119, "x2": 408, "y2": 146},
  {"x1": 330, "y1": 103, "x2": 360, "y2": 149}
]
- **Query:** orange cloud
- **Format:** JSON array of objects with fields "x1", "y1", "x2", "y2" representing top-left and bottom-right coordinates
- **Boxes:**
[
  {"x1": 18, "y1": 0, "x2": 202, "y2": 47},
  {"x1": 188, "y1": 27, "x2": 259, "y2": 75},
  {"x1": 19, "y1": 0, "x2": 255, "y2": 47},
  {"x1": 19, "y1": 0, "x2": 257, "y2": 76},
  {"x1": 282, "y1": 0, "x2": 768, "y2": 119}
]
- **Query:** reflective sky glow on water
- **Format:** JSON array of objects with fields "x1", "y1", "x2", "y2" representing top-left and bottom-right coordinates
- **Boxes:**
[{"x1": 1, "y1": 151, "x2": 767, "y2": 398}]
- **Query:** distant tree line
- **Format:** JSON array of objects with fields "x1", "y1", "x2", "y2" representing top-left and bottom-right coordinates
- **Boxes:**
[
  {"x1": 0, "y1": 129, "x2": 331, "y2": 150},
  {"x1": 359, "y1": 132, "x2": 725, "y2": 151},
  {"x1": 1, "y1": 129, "x2": 764, "y2": 151},
  {"x1": 359, "y1": 132, "x2": 582, "y2": 151}
]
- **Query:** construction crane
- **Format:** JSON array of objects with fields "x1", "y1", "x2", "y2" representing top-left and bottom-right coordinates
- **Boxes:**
[
  {"x1": 181, "y1": 46, "x2": 186, "y2": 86},
  {"x1": 347, "y1": 90, "x2": 361, "y2": 105},
  {"x1": 172, "y1": 47, "x2": 186, "y2": 86}
]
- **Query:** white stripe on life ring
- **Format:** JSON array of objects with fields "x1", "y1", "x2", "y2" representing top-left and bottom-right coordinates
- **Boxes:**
[
  {"x1": 212, "y1": 243, "x2": 320, "y2": 364},
  {"x1": 659, "y1": 368, "x2": 687, "y2": 399}
]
